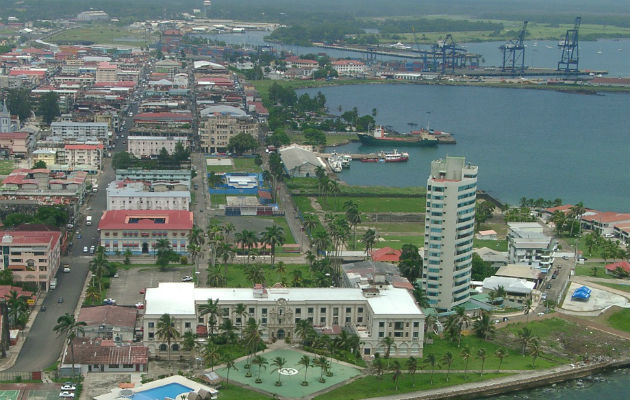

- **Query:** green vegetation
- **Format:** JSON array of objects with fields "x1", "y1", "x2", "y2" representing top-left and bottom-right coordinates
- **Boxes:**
[
  {"x1": 0, "y1": 160, "x2": 15, "y2": 175},
  {"x1": 210, "y1": 194, "x2": 227, "y2": 206},
  {"x1": 49, "y1": 24, "x2": 156, "y2": 46},
  {"x1": 287, "y1": 131, "x2": 358, "y2": 146},
  {"x1": 213, "y1": 384, "x2": 272, "y2": 400},
  {"x1": 262, "y1": 217, "x2": 295, "y2": 244},
  {"x1": 377, "y1": 234, "x2": 424, "y2": 250},
  {"x1": 362, "y1": 222, "x2": 423, "y2": 233},
  {"x1": 224, "y1": 264, "x2": 314, "y2": 287},
  {"x1": 318, "y1": 196, "x2": 425, "y2": 213},
  {"x1": 473, "y1": 239, "x2": 508, "y2": 252},
  {"x1": 252, "y1": 79, "x2": 384, "y2": 105},
  {"x1": 316, "y1": 372, "x2": 508, "y2": 400},
  {"x1": 595, "y1": 282, "x2": 630, "y2": 293},
  {"x1": 287, "y1": 178, "x2": 425, "y2": 196},
  {"x1": 575, "y1": 264, "x2": 615, "y2": 279},
  {"x1": 293, "y1": 196, "x2": 316, "y2": 213},
  {"x1": 607, "y1": 308, "x2": 630, "y2": 332},
  {"x1": 2, "y1": 205, "x2": 69, "y2": 228}
]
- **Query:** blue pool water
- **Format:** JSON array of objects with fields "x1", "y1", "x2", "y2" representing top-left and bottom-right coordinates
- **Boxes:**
[{"x1": 133, "y1": 383, "x2": 193, "y2": 400}]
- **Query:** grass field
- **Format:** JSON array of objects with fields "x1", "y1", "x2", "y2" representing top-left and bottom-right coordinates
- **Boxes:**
[
  {"x1": 596, "y1": 282, "x2": 630, "y2": 293},
  {"x1": 315, "y1": 372, "x2": 508, "y2": 400},
  {"x1": 293, "y1": 196, "x2": 316, "y2": 213},
  {"x1": 607, "y1": 308, "x2": 630, "y2": 332},
  {"x1": 49, "y1": 25, "x2": 156, "y2": 45},
  {"x1": 223, "y1": 264, "x2": 314, "y2": 287},
  {"x1": 318, "y1": 196, "x2": 425, "y2": 213},
  {"x1": 0, "y1": 160, "x2": 14, "y2": 175},
  {"x1": 473, "y1": 239, "x2": 508, "y2": 251},
  {"x1": 287, "y1": 131, "x2": 358, "y2": 146},
  {"x1": 252, "y1": 79, "x2": 384, "y2": 104},
  {"x1": 377, "y1": 234, "x2": 424, "y2": 249},
  {"x1": 362, "y1": 222, "x2": 423, "y2": 233},
  {"x1": 287, "y1": 178, "x2": 426, "y2": 196},
  {"x1": 211, "y1": 383, "x2": 271, "y2": 399},
  {"x1": 207, "y1": 157, "x2": 260, "y2": 173},
  {"x1": 210, "y1": 194, "x2": 227, "y2": 206},
  {"x1": 574, "y1": 264, "x2": 615, "y2": 279}
]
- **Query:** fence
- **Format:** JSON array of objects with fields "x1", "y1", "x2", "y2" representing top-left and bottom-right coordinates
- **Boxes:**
[{"x1": 0, "y1": 371, "x2": 41, "y2": 382}]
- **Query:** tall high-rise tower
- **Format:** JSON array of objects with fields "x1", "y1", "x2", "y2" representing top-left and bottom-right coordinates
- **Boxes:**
[
  {"x1": 423, "y1": 156, "x2": 477, "y2": 311},
  {"x1": 203, "y1": 0, "x2": 212, "y2": 18}
]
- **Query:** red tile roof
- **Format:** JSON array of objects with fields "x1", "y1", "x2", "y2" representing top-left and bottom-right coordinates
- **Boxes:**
[
  {"x1": 0, "y1": 285, "x2": 35, "y2": 301},
  {"x1": 605, "y1": 261, "x2": 630, "y2": 274},
  {"x1": 78, "y1": 305, "x2": 137, "y2": 328},
  {"x1": 582, "y1": 212, "x2": 630, "y2": 224},
  {"x1": 8, "y1": 69, "x2": 45, "y2": 76},
  {"x1": 98, "y1": 210, "x2": 193, "y2": 231},
  {"x1": 544, "y1": 204, "x2": 574, "y2": 214},
  {"x1": 65, "y1": 144, "x2": 104, "y2": 150},
  {"x1": 0, "y1": 230, "x2": 61, "y2": 247},
  {"x1": 67, "y1": 338, "x2": 148, "y2": 365},
  {"x1": 0, "y1": 132, "x2": 28, "y2": 140},
  {"x1": 371, "y1": 247, "x2": 402, "y2": 262}
]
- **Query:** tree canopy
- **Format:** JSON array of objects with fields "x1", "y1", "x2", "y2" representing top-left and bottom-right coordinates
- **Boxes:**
[
  {"x1": 37, "y1": 92, "x2": 60, "y2": 126},
  {"x1": 227, "y1": 133, "x2": 258, "y2": 155}
]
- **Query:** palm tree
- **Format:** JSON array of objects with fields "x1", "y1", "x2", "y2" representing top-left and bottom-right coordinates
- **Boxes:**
[
  {"x1": 274, "y1": 261, "x2": 287, "y2": 276},
  {"x1": 441, "y1": 352, "x2": 454, "y2": 381},
  {"x1": 423, "y1": 353, "x2": 437, "y2": 384},
  {"x1": 224, "y1": 356, "x2": 238, "y2": 385},
  {"x1": 379, "y1": 336, "x2": 396, "y2": 358},
  {"x1": 182, "y1": 330, "x2": 197, "y2": 356},
  {"x1": 215, "y1": 242, "x2": 235, "y2": 275},
  {"x1": 220, "y1": 319, "x2": 237, "y2": 343},
  {"x1": 529, "y1": 338, "x2": 542, "y2": 367},
  {"x1": 270, "y1": 356, "x2": 287, "y2": 386},
  {"x1": 327, "y1": 179, "x2": 340, "y2": 209},
  {"x1": 252, "y1": 355, "x2": 268, "y2": 383},
  {"x1": 391, "y1": 360, "x2": 402, "y2": 390},
  {"x1": 518, "y1": 327, "x2": 534, "y2": 356},
  {"x1": 495, "y1": 348, "x2": 508, "y2": 372},
  {"x1": 235, "y1": 229, "x2": 257, "y2": 262},
  {"x1": 6, "y1": 290, "x2": 29, "y2": 328},
  {"x1": 260, "y1": 225, "x2": 285, "y2": 265},
  {"x1": 53, "y1": 313, "x2": 86, "y2": 380},
  {"x1": 568, "y1": 202, "x2": 585, "y2": 236},
  {"x1": 461, "y1": 346, "x2": 471, "y2": 377},
  {"x1": 291, "y1": 269, "x2": 303, "y2": 287},
  {"x1": 245, "y1": 264, "x2": 265, "y2": 286},
  {"x1": 222, "y1": 222, "x2": 236, "y2": 243},
  {"x1": 198, "y1": 298, "x2": 220, "y2": 336},
  {"x1": 123, "y1": 248, "x2": 132, "y2": 265},
  {"x1": 473, "y1": 310, "x2": 496, "y2": 340},
  {"x1": 243, "y1": 318, "x2": 263, "y2": 370},
  {"x1": 189, "y1": 224, "x2": 205, "y2": 247},
  {"x1": 477, "y1": 348, "x2": 487, "y2": 375},
  {"x1": 202, "y1": 341, "x2": 222, "y2": 371},
  {"x1": 303, "y1": 214, "x2": 318, "y2": 236},
  {"x1": 406, "y1": 356, "x2": 418, "y2": 386},
  {"x1": 295, "y1": 319, "x2": 315, "y2": 345},
  {"x1": 344, "y1": 200, "x2": 361, "y2": 249},
  {"x1": 298, "y1": 355, "x2": 311, "y2": 386},
  {"x1": 312, "y1": 228, "x2": 331, "y2": 255},
  {"x1": 235, "y1": 303, "x2": 248, "y2": 335},
  {"x1": 207, "y1": 265, "x2": 226, "y2": 287},
  {"x1": 84, "y1": 283, "x2": 101, "y2": 305},
  {"x1": 156, "y1": 313, "x2": 180, "y2": 362},
  {"x1": 372, "y1": 356, "x2": 385, "y2": 379},
  {"x1": 452, "y1": 306, "x2": 471, "y2": 347},
  {"x1": 361, "y1": 229, "x2": 377, "y2": 256},
  {"x1": 523, "y1": 296, "x2": 533, "y2": 323},
  {"x1": 89, "y1": 247, "x2": 109, "y2": 291}
]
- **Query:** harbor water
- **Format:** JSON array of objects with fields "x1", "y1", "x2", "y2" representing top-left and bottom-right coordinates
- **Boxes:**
[{"x1": 298, "y1": 84, "x2": 630, "y2": 212}]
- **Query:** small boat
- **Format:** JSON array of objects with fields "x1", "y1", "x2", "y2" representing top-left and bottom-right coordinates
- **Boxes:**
[
  {"x1": 360, "y1": 157, "x2": 379, "y2": 163},
  {"x1": 341, "y1": 154, "x2": 352, "y2": 168},
  {"x1": 380, "y1": 149, "x2": 409, "y2": 162}
]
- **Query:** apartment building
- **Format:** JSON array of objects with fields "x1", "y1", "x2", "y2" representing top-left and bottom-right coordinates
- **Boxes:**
[
  {"x1": 106, "y1": 181, "x2": 190, "y2": 211},
  {"x1": 199, "y1": 113, "x2": 258, "y2": 153},
  {"x1": 95, "y1": 62, "x2": 118, "y2": 83},
  {"x1": 50, "y1": 122, "x2": 110, "y2": 143},
  {"x1": 64, "y1": 143, "x2": 104, "y2": 172},
  {"x1": 507, "y1": 222, "x2": 556, "y2": 272},
  {"x1": 423, "y1": 156, "x2": 478, "y2": 311},
  {"x1": 127, "y1": 136, "x2": 188, "y2": 158},
  {"x1": 0, "y1": 230, "x2": 62, "y2": 291},
  {"x1": 331, "y1": 60, "x2": 366, "y2": 76},
  {"x1": 143, "y1": 283, "x2": 424, "y2": 358}
]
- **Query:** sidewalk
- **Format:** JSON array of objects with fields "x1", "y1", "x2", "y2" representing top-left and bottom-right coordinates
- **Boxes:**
[{"x1": 0, "y1": 296, "x2": 44, "y2": 371}]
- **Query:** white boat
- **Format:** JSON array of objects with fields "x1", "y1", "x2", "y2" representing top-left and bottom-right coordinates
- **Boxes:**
[{"x1": 341, "y1": 154, "x2": 352, "y2": 168}]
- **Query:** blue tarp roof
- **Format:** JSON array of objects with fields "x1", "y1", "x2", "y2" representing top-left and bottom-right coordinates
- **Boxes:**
[{"x1": 572, "y1": 286, "x2": 592, "y2": 300}]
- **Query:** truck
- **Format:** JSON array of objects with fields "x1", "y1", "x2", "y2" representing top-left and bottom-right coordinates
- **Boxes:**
[
  {"x1": 50, "y1": 278, "x2": 57, "y2": 290},
  {"x1": 86, "y1": 216, "x2": 92, "y2": 226}
]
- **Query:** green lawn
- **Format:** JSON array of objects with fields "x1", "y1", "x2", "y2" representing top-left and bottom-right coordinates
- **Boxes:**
[
  {"x1": 262, "y1": 216, "x2": 295, "y2": 244},
  {"x1": 210, "y1": 194, "x2": 227, "y2": 206},
  {"x1": 233, "y1": 157, "x2": 261, "y2": 172},
  {"x1": 361, "y1": 222, "x2": 424, "y2": 233},
  {"x1": 207, "y1": 165, "x2": 234, "y2": 173},
  {"x1": 318, "y1": 196, "x2": 425, "y2": 213},
  {"x1": 0, "y1": 160, "x2": 14, "y2": 175},
  {"x1": 315, "y1": 372, "x2": 508, "y2": 400},
  {"x1": 288, "y1": 131, "x2": 358, "y2": 146},
  {"x1": 252, "y1": 79, "x2": 384, "y2": 104},
  {"x1": 473, "y1": 239, "x2": 508, "y2": 251},
  {"x1": 377, "y1": 234, "x2": 424, "y2": 250},
  {"x1": 293, "y1": 196, "x2": 316, "y2": 213},
  {"x1": 223, "y1": 264, "x2": 314, "y2": 288},
  {"x1": 596, "y1": 282, "x2": 630, "y2": 293},
  {"x1": 48, "y1": 24, "x2": 156, "y2": 45},
  {"x1": 607, "y1": 308, "x2": 630, "y2": 332},
  {"x1": 287, "y1": 178, "x2": 425, "y2": 196},
  {"x1": 575, "y1": 264, "x2": 615, "y2": 279},
  {"x1": 213, "y1": 383, "x2": 272, "y2": 400}
]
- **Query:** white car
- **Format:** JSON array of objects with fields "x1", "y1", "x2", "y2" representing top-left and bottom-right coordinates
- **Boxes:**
[
  {"x1": 59, "y1": 392, "x2": 75, "y2": 398},
  {"x1": 181, "y1": 276, "x2": 193, "y2": 282},
  {"x1": 61, "y1": 384, "x2": 76, "y2": 391},
  {"x1": 83, "y1": 246, "x2": 88, "y2": 253}
]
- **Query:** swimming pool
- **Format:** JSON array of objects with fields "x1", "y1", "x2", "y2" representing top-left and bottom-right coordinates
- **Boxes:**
[{"x1": 133, "y1": 383, "x2": 193, "y2": 400}]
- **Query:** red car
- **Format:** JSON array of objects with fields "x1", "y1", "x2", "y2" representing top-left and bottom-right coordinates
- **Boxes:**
[
  {"x1": 139, "y1": 288, "x2": 146, "y2": 294},
  {"x1": 135, "y1": 303, "x2": 144, "y2": 310}
]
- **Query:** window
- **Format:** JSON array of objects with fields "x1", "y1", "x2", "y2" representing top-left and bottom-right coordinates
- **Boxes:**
[
  {"x1": 394, "y1": 322, "x2": 404, "y2": 330},
  {"x1": 357, "y1": 317, "x2": 363, "y2": 323},
  {"x1": 308, "y1": 307, "x2": 314, "y2": 313},
  {"x1": 249, "y1": 307, "x2": 255, "y2": 314},
  {"x1": 413, "y1": 322, "x2": 419, "y2": 328},
  {"x1": 184, "y1": 322, "x2": 191, "y2": 328},
  {"x1": 358, "y1": 307, "x2": 363, "y2": 313},
  {"x1": 148, "y1": 322, "x2": 154, "y2": 328},
  {"x1": 295, "y1": 308, "x2": 301, "y2": 314},
  {"x1": 295, "y1": 318, "x2": 301, "y2": 323},
  {"x1": 261, "y1": 317, "x2": 267, "y2": 324},
  {"x1": 320, "y1": 307, "x2": 326, "y2": 313},
  {"x1": 109, "y1": 364, "x2": 119, "y2": 369},
  {"x1": 148, "y1": 332, "x2": 154, "y2": 339},
  {"x1": 333, "y1": 307, "x2": 339, "y2": 316},
  {"x1": 345, "y1": 316, "x2": 351, "y2": 323},
  {"x1": 320, "y1": 317, "x2": 326, "y2": 324},
  {"x1": 123, "y1": 364, "x2": 133, "y2": 368},
  {"x1": 378, "y1": 332, "x2": 384, "y2": 337},
  {"x1": 394, "y1": 332, "x2": 403, "y2": 337},
  {"x1": 413, "y1": 331, "x2": 419, "y2": 338},
  {"x1": 379, "y1": 321, "x2": 385, "y2": 328},
  {"x1": 262, "y1": 308, "x2": 267, "y2": 314},
  {"x1": 346, "y1": 307, "x2": 351, "y2": 313}
]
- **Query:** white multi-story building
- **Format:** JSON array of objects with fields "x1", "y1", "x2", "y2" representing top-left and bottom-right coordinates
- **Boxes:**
[
  {"x1": 423, "y1": 156, "x2": 478, "y2": 311},
  {"x1": 143, "y1": 283, "x2": 424, "y2": 359},
  {"x1": 199, "y1": 113, "x2": 258, "y2": 153},
  {"x1": 127, "y1": 136, "x2": 188, "y2": 158},
  {"x1": 106, "y1": 181, "x2": 190, "y2": 211},
  {"x1": 331, "y1": 60, "x2": 366, "y2": 76},
  {"x1": 50, "y1": 122, "x2": 110, "y2": 143},
  {"x1": 96, "y1": 62, "x2": 118, "y2": 83},
  {"x1": 64, "y1": 143, "x2": 103, "y2": 172},
  {"x1": 507, "y1": 222, "x2": 556, "y2": 272}
]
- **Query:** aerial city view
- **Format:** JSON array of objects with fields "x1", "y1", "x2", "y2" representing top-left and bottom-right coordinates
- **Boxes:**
[{"x1": 0, "y1": 0, "x2": 628, "y2": 399}]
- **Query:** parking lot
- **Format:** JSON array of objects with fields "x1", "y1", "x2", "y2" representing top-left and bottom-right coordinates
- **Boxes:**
[{"x1": 107, "y1": 265, "x2": 196, "y2": 306}]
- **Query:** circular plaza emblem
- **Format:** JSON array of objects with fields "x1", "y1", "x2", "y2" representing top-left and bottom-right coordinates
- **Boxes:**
[{"x1": 278, "y1": 367, "x2": 299, "y2": 376}]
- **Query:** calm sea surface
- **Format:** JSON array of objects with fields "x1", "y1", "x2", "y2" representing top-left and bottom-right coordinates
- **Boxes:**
[{"x1": 298, "y1": 84, "x2": 630, "y2": 212}]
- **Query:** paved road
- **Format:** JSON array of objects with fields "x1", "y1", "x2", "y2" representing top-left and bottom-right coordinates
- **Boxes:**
[{"x1": 8, "y1": 87, "x2": 140, "y2": 371}]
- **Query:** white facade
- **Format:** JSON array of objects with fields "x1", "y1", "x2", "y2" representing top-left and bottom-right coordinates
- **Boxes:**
[
  {"x1": 50, "y1": 122, "x2": 110, "y2": 143},
  {"x1": 64, "y1": 144, "x2": 103, "y2": 171},
  {"x1": 143, "y1": 283, "x2": 424, "y2": 358},
  {"x1": 127, "y1": 136, "x2": 188, "y2": 158},
  {"x1": 507, "y1": 222, "x2": 556, "y2": 272},
  {"x1": 106, "y1": 181, "x2": 190, "y2": 210},
  {"x1": 332, "y1": 60, "x2": 366, "y2": 76},
  {"x1": 423, "y1": 156, "x2": 477, "y2": 311}
]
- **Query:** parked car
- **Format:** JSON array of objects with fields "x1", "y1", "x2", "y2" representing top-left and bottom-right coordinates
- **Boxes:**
[
  {"x1": 139, "y1": 288, "x2": 146, "y2": 294},
  {"x1": 41, "y1": 305, "x2": 47, "y2": 312},
  {"x1": 61, "y1": 384, "x2": 76, "y2": 391},
  {"x1": 57, "y1": 297, "x2": 64, "y2": 303},
  {"x1": 103, "y1": 298, "x2": 116, "y2": 305},
  {"x1": 83, "y1": 246, "x2": 88, "y2": 253},
  {"x1": 546, "y1": 283, "x2": 552, "y2": 289},
  {"x1": 113, "y1": 273, "x2": 119, "y2": 278},
  {"x1": 59, "y1": 392, "x2": 75, "y2": 398},
  {"x1": 63, "y1": 264, "x2": 71, "y2": 273},
  {"x1": 182, "y1": 276, "x2": 193, "y2": 282}
]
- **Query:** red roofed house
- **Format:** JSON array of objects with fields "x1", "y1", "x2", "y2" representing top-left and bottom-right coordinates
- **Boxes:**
[
  {"x1": 605, "y1": 261, "x2": 630, "y2": 277},
  {"x1": 61, "y1": 337, "x2": 148, "y2": 375},
  {"x1": 285, "y1": 56, "x2": 319, "y2": 69},
  {"x1": 8, "y1": 69, "x2": 46, "y2": 84},
  {"x1": 581, "y1": 211, "x2": 630, "y2": 236},
  {"x1": 0, "y1": 230, "x2": 61, "y2": 291},
  {"x1": 64, "y1": 143, "x2": 104, "y2": 172},
  {"x1": 332, "y1": 59, "x2": 366, "y2": 76},
  {"x1": 78, "y1": 305, "x2": 138, "y2": 341},
  {"x1": 371, "y1": 247, "x2": 402, "y2": 263},
  {"x1": 98, "y1": 210, "x2": 193, "y2": 255}
]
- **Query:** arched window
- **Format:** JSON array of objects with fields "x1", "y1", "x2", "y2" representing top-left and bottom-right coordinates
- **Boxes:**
[
  {"x1": 159, "y1": 344, "x2": 168, "y2": 351},
  {"x1": 172, "y1": 344, "x2": 180, "y2": 351}
]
